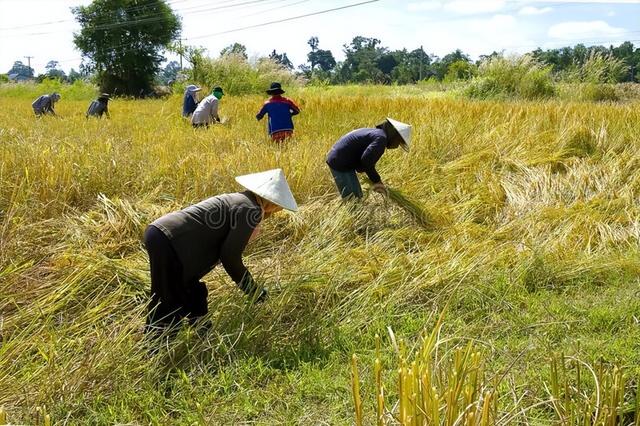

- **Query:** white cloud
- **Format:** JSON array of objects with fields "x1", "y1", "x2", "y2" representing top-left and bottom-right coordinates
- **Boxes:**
[
  {"x1": 607, "y1": 10, "x2": 617, "y2": 16},
  {"x1": 548, "y1": 20, "x2": 627, "y2": 40},
  {"x1": 444, "y1": 0, "x2": 507, "y2": 14},
  {"x1": 407, "y1": 0, "x2": 508, "y2": 14},
  {"x1": 529, "y1": 0, "x2": 638, "y2": 3},
  {"x1": 518, "y1": 6, "x2": 553, "y2": 15},
  {"x1": 407, "y1": 1, "x2": 442, "y2": 12},
  {"x1": 414, "y1": 13, "x2": 535, "y2": 58}
]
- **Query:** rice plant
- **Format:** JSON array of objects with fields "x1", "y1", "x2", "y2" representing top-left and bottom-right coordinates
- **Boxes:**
[
  {"x1": 351, "y1": 318, "x2": 499, "y2": 426},
  {"x1": 0, "y1": 83, "x2": 639, "y2": 423}
]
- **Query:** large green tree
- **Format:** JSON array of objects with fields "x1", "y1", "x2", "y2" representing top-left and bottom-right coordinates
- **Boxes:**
[
  {"x1": 339, "y1": 36, "x2": 386, "y2": 83},
  {"x1": 72, "y1": 0, "x2": 181, "y2": 96},
  {"x1": 220, "y1": 43, "x2": 248, "y2": 60}
]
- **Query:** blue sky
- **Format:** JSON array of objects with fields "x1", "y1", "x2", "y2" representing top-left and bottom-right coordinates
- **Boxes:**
[{"x1": 0, "y1": 0, "x2": 638, "y2": 74}]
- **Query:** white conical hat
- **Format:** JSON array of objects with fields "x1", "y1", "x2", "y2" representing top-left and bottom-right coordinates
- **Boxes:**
[
  {"x1": 235, "y1": 169, "x2": 298, "y2": 212},
  {"x1": 387, "y1": 117, "x2": 412, "y2": 151}
]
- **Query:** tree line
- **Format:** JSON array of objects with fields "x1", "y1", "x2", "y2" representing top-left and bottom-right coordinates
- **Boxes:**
[
  {"x1": 288, "y1": 36, "x2": 640, "y2": 85},
  {"x1": 3, "y1": 0, "x2": 639, "y2": 95}
]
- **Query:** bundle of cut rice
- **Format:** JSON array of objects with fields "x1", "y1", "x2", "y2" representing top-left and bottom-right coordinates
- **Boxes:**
[{"x1": 386, "y1": 187, "x2": 436, "y2": 230}]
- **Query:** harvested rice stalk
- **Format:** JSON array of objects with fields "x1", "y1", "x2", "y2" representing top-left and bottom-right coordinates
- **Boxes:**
[{"x1": 386, "y1": 187, "x2": 436, "y2": 230}]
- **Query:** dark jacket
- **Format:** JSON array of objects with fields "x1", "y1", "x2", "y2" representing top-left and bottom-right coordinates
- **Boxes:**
[
  {"x1": 32, "y1": 95, "x2": 55, "y2": 115},
  {"x1": 86, "y1": 99, "x2": 109, "y2": 118},
  {"x1": 325, "y1": 128, "x2": 388, "y2": 183},
  {"x1": 150, "y1": 191, "x2": 262, "y2": 288}
]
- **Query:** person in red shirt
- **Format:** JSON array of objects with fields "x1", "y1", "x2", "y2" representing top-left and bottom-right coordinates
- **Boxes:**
[{"x1": 256, "y1": 82, "x2": 300, "y2": 142}]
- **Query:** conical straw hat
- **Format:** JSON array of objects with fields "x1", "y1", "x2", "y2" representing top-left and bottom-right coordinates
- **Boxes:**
[
  {"x1": 235, "y1": 169, "x2": 298, "y2": 212},
  {"x1": 387, "y1": 117, "x2": 412, "y2": 151}
]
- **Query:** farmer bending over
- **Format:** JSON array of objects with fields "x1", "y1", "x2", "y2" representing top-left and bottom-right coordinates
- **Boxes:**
[
  {"x1": 256, "y1": 82, "x2": 300, "y2": 142},
  {"x1": 144, "y1": 168, "x2": 298, "y2": 330},
  {"x1": 191, "y1": 86, "x2": 224, "y2": 128},
  {"x1": 86, "y1": 93, "x2": 110, "y2": 119},
  {"x1": 182, "y1": 84, "x2": 202, "y2": 118},
  {"x1": 326, "y1": 118, "x2": 411, "y2": 199},
  {"x1": 32, "y1": 92, "x2": 61, "y2": 117}
]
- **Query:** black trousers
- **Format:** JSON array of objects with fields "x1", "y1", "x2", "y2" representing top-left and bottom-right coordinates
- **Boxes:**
[{"x1": 144, "y1": 225, "x2": 208, "y2": 327}]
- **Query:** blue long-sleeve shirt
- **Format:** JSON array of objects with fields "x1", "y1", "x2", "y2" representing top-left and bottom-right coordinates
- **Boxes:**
[
  {"x1": 326, "y1": 128, "x2": 388, "y2": 183},
  {"x1": 256, "y1": 95, "x2": 300, "y2": 134},
  {"x1": 183, "y1": 93, "x2": 198, "y2": 117}
]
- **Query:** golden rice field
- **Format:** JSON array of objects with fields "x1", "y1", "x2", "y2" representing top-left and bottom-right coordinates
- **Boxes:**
[{"x1": 1, "y1": 85, "x2": 640, "y2": 424}]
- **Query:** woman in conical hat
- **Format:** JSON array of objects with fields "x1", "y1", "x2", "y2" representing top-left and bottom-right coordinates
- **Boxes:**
[
  {"x1": 326, "y1": 118, "x2": 411, "y2": 199},
  {"x1": 143, "y1": 169, "x2": 297, "y2": 330}
]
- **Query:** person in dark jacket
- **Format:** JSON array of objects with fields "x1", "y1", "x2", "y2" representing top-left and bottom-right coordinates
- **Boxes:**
[
  {"x1": 256, "y1": 82, "x2": 300, "y2": 142},
  {"x1": 144, "y1": 169, "x2": 298, "y2": 330},
  {"x1": 86, "y1": 93, "x2": 110, "y2": 118},
  {"x1": 326, "y1": 118, "x2": 412, "y2": 199},
  {"x1": 182, "y1": 84, "x2": 202, "y2": 118},
  {"x1": 32, "y1": 92, "x2": 61, "y2": 117}
]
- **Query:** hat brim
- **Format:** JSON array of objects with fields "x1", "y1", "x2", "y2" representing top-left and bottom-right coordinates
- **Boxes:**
[
  {"x1": 266, "y1": 88, "x2": 285, "y2": 95},
  {"x1": 235, "y1": 173, "x2": 298, "y2": 212},
  {"x1": 386, "y1": 117, "x2": 411, "y2": 151}
]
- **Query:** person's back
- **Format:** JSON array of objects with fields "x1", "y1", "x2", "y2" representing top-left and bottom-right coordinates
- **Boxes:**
[
  {"x1": 32, "y1": 94, "x2": 52, "y2": 116},
  {"x1": 182, "y1": 85, "x2": 201, "y2": 117},
  {"x1": 32, "y1": 92, "x2": 60, "y2": 116},
  {"x1": 152, "y1": 192, "x2": 261, "y2": 282},
  {"x1": 191, "y1": 87, "x2": 224, "y2": 127},
  {"x1": 325, "y1": 119, "x2": 411, "y2": 199},
  {"x1": 256, "y1": 83, "x2": 300, "y2": 141},
  {"x1": 191, "y1": 95, "x2": 217, "y2": 124},
  {"x1": 86, "y1": 97, "x2": 109, "y2": 118},
  {"x1": 257, "y1": 96, "x2": 299, "y2": 133},
  {"x1": 326, "y1": 128, "x2": 387, "y2": 176}
]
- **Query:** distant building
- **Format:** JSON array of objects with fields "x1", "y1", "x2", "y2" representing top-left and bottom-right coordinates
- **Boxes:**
[{"x1": 8, "y1": 73, "x2": 32, "y2": 82}]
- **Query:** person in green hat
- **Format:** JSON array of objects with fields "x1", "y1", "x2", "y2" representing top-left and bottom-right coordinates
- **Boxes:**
[{"x1": 191, "y1": 86, "x2": 224, "y2": 128}]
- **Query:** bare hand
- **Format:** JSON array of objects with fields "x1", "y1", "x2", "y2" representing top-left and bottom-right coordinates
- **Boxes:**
[{"x1": 372, "y1": 182, "x2": 387, "y2": 196}]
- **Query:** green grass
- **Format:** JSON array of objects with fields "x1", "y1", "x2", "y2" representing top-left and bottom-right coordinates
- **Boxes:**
[{"x1": 1, "y1": 84, "x2": 640, "y2": 424}]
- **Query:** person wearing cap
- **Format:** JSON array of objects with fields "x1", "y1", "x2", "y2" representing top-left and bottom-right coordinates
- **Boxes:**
[
  {"x1": 182, "y1": 84, "x2": 202, "y2": 118},
  {"x1": 143, "y1": 168, "x2": 298, "y2": 329},
  {"x1": 256, "y1": 82, "x2": 300, "y2": 142},
  {"x1": 86, "y1": 93, "x2": 111, "y2": 119},
  {"x1": 191, "y1": 86, "x2": 224, "y2": 128},
  {"x1": 32, "y1": 92, "x2": 61, "y2": 117},
  {"x1": 325, "y1": 118, "x2": 412, "y2": 199}
]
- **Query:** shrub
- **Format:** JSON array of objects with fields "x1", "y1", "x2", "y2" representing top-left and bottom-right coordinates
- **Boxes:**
[
  {"x1": 558, "y1": 52, "x2": 625, "y2": 102},
  {"x1": 443, "y1": 60, "x2": 477, "y2": 82},
  {"x1": 0, "y1": 79, "x2": 97, "y2": 100},
  {"x1": 189, "y1": 54, "x2": 301, "y2": 96},
  {"x1": 466, "y1": 55, "x2": 555, "y2": 100},
  {"x1": 579, "y1": 82, "x2": 618, "y2": 102},
  {"x1": 562, "y1": 51, "x2": 628, "y2": 84}
]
